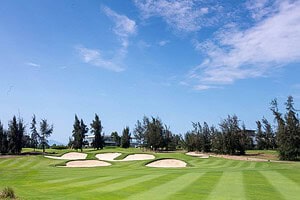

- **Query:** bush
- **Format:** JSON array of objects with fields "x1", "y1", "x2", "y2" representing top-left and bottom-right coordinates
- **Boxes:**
[{"x1": 0, "y1": 186, "x2": 16, "y2": 199}]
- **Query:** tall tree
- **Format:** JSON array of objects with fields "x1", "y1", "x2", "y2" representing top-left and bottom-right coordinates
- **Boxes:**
[
  {"x1": 262, "y1": 118, "x2": 276, "y2": 149},
  {"x1": 111, "y1": 131, "x2": 120, "y2": 147},
  {"x1": 0, "y1": 121, "x2": 8, "y2": 154},
  {"x1": 271, "y1": 97, "x2": 300, "y2": 160},
  {"x1": 30, "y1": 115, "x2": 40, "y2": 151},
  {"x1": 121, "y1": 127, "x2": 130, "y2": 148},
  {"x1": 256, "y1": 120, "x2": 265, "y2": 150},
  {"x1": 72, "y1": 115, "x2": 81, "y2": 151},
  {"x1": 133, "y1": 119, "x2": 145, "y2": 147},
  {"x1": 90, "y1": 114, "x2": 104, "y2": 150},
  {"x1": 8, "y1": 116, "x2": 25, "y2": 154},
  {"x1": 79, "y1": 119, "x2": 88, "y2": 152},
  {"x1": 219, "y1": 115, "x2": 245, "y2": 155},
  {"x1": 145, "y1": 117, "x2": 164, "y2": 151},
  {"x1": 40, "y1": 119, "x2": 53, "y2": 154}
]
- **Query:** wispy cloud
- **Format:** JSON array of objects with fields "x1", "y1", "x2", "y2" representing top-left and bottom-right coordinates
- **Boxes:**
[
  {"x1": 102, "y1": 6, "x2": 137, "y2": 48},
  {"x1": 158, "y1": 40, "x2": 169, "y2": 46},
  {"x1": 134, "y1": 0, "x2": 211, "y2": 33},
  {"x1": 77, "y1": 6, "x2": 137, "y2": 72},
  {"x1": 188, "y1": 0, "x2": 300, "y2": 89},
  {"x1": 76, "y1": 46, "x2": 124, "y2": 72},
  {"x1": 26, "y1": 62, "x2": 41, "y2": 67}
]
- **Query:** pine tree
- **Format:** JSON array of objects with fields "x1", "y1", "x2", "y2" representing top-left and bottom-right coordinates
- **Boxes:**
[
  {"x1": 79, "y1": 119, "x2": 88, "y2": 152},
  {"x1": 271, "y1": 97, "x2": 300, "y2": 160},
  {"x1": 111, "y1": 131, "x2": 120, "y2": 147},
  {"x1": 256, "y1": 120, "x2": 265, "y2": 149},
  {"x1": 121, "y1": 127, "x2": 130, "y2": 148},
  {"x1": 90, "y1": 114, "x2": 104, "y2": 150},
  {"x1": 30, "y1": 115, "x2": 40, "y2": 151},
  {"x1": 72, "y1": 115, "x2": 81, "y2": 151},
  {"x1": 8, "y1": 116, "x2": 25, "y2": 154},
  {"x1": 0, "y1": 121, "x2": 8, "y2": 154},
  {"x1": 40, "y1": 119, "x2": 53, "y2": 154}
]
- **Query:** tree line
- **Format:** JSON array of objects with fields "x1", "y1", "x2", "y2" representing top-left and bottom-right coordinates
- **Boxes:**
[
  {"x1": 181, "y1": 96, "x2": 299, "y2": 160},
  {"x1": 1, "y1": 96, "x2": 299, "y2": 161},
  {"x1": 0, "y1": 115, "x2": 53, "y2": 154}
]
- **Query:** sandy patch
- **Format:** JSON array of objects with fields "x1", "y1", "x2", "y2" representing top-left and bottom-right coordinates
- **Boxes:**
[
  {"x1": 186, "y1": 152, "x2": 209, "y2": 158},
  {"x1": 45, "y1": 152, "x2": 87, "y2": 160},
  {"x1": 146, "y1": 159, "x2": 187, "y2": 168},
  {"x1": 95, "y1": 153, "x2": 122, "y2": 161},
  {"x1": 123, "y1": 154, "x2": 155, "y2": 161},
  {"x1": 65, "y1": 160, "x2": 111, "y2": 167}
]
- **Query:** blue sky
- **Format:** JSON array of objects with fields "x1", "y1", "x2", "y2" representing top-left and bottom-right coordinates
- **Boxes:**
[{"x1": 1, "y1": 0, "x2": 300, "y2": 143}]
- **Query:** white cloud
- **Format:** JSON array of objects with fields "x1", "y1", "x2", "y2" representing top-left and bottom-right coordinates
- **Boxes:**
[
  {"x1": 134, "y1": 0, "x2": 210, "y2": 32},
  {"x1": 76, "y1": 46, "x2": 124, "y2": 72},
  {"x1": 26, "y1": 62, "x2": 40, "y2": 67},
  {"x1": 102, "y1": 6, "x2": 137, "y2": 48},
  {"x1": 158, "y1": 40, "x2": 169, "y2": 46},
  {"x1": 189, "y1": 0, "x2": 300, "y2": 88}
]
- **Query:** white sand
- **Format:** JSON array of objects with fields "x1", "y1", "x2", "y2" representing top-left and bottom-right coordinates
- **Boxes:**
[
  {"x1": 95, "y1": 153, "x2": 122, "y2": 161},
  {"x1": 45, "y1": 152, "x2": 87, "y2": 160},
  {"x1": 123, "y1": 154, "x2": 155, "y2": 161},
  {"x1": 146, "y1": 159, "x2": 187, "y2": 168},
  {"x1": 65, "y1": 160, "x2": 111, "y2": 167},
  {"x1": 96, "y1": 153, "x2": 155, "y2": 161},
  {"x1": 186, "y1": 152, "x2": 209, "y2": 158}
]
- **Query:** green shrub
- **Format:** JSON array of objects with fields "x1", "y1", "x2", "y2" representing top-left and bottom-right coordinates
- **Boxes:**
[{"x1": 0, "y1": 186, "x2": 15, "y2": 199}]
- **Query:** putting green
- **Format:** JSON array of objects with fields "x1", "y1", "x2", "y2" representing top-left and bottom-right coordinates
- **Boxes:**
[{"x1": 0, "y1": 148, "x2": 299, "y2": 200}]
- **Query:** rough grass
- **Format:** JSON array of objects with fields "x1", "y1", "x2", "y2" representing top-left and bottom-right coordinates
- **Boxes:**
[{"x1": 0, "y1": 148, "x2": 299, "y2": 200}]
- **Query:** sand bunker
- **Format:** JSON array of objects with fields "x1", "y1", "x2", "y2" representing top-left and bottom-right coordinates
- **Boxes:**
[
  {"x1": 186, "y1": 152, "x2": 209, "y2": 158},
  {"x1": 95, "y1": 153, "x2": 122, "y2": 161},
  {"x1": 45, "y1": 152, "x2": 87, "y2": 160},
  {"x1": 65, "y1": 160, "x2": 111, "y2": 167},
  {"x1": 96, "y1": 153, "x2": 154, "y2": 161},
  {"x1": 123, "y1": 154, "x2": 155, "y2": 161},
  {"x1": 146, "y1": 159, "x2": 187, "y2": 168}
]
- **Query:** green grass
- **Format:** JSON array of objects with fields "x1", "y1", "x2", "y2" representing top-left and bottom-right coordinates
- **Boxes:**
[{"x1": 0, "y1": 148, "x2": 299, "y2": 199}]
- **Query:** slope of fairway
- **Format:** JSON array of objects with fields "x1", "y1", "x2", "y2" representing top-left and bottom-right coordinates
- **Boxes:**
[{"x1": 0, "y1": 148, "x2": 299, "y2": 200}]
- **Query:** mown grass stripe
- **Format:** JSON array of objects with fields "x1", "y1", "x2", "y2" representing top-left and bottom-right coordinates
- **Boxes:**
[
  {"x1": 89, "y1": 174, "x2": 163, "y2": 193},
  {"x1": 261, "y1": 171, "x2": 300, "y2": 200},
  {"x1": 79, "y1": 174, "x2": 175, "y2": 200},
  {"x1": 243, "y1": 171, "x2": 284, "y2": 200},
  {"x1": 276, "y1": 169, "x2": 300, "y2": 187},
  {"x1": 168, "y1": 171, "x2": 223, "y2": 200},
  {"x1": 206, "y1": 171, "x2": 246, "y2": 200},
  {"x1": 126, "y1": 173, "x2": 203, "y2": 200}
]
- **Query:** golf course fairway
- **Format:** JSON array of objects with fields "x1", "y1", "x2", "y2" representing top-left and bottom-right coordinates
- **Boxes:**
[{"x1": 0, "y1": 148, "x2": 299, "y2": 200}]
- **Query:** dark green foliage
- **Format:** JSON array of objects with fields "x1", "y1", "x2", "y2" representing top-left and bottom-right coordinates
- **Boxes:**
[
  {"x1": 8, "y1": 116, "x2": 25, "y2": 154},
  {"x1": 79, "y1": 119, "x2": 88, "y2": 152},
  {"x1": 271, "y1": 96, "x2": 300, "y2": 160},
  {"x1": 121, "y1": 127, "x2": 130, "y2": 148},
  {"x1": 256, "y1": 120, "x2": 265, "y2": 149},
  {"x1": 30, "y1": 115, "x2": 40, "y2": 151},
  {"x1": 133, "y1": 119, "x2": 145, "y2": 146},
  {"x1": 72, "y1": 115, "x2": 88, "y2": 151},
  {"x1": 40, "y1": 119, "x2": 53, "y2": 154},
  {"x1": 72, "y1": 115, "x2": 81, "y2": 150},
  {"x1": 219, "y1": 115, "x2": 247, "y2": 155},
  {"x1": 0, "y1": 121, "x2": 8, "y2": 154},
  {"x1": 256, "y1": 118, "x2": 276, "y2": 150},
  {"x1": 22, "y1": 135, "x2": 31, "y2": 148},
  {"x1": 0, "y1": 186, "x2": 16, "y2": 199},
  {"x1": 90, "y1": 114, "x2": 104, "y2": 150},
  {"x1": 183, "y1": 122, "x2": 212, "y2": 153},
  {"x1": 145, "y1": 117, "x2": 164, "y2": 150},
  {"x1": 111, "y1": 131, "x2": 121, "y2": 147}
]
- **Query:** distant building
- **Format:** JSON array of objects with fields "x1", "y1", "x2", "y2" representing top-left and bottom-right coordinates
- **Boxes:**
[{"x1": 84, "y1": 135, "x2": 141, "y2": 147}]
